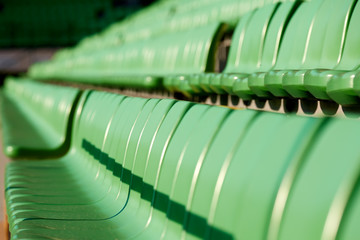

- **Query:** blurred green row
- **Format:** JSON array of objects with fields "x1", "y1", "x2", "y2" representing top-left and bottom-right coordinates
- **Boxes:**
[{"x1": 27, "y1": 0, "x2": 360, "y2": 105}]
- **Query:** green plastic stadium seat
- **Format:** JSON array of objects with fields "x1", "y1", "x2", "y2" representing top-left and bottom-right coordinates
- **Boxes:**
[
  {"x1": 182, "y1": 110, "x2": 257, "y2": 239},
  {"x1": 1, "y1": 77, "x2": 81, "y2": 158},
  {"x1": 312, "y1": 1, "x2": 360, "y2": 105},
  {"x1": 282, "y1": 0, "x2": 355, "y2": 99},
  {"x1": 248, "y1": 1, "x2": 300, "y2": 98},
  {"x1": 30, "y1": 23, "x2": 226, "y2": 91},
  {"x1": 277, "y1": 118, "x2": 360, "y2": 240},
  {"x1": 226, "y1": 3, "x2": 278, "y2": 99},
  {"x1": 144, "y1": 106, "x2": 230, "y2": 238},
  {"x1": 208, "y1": 112, "x2": 322, "y2": 239},
  {"x1": 336, "y1": 173, "x2": 360, "y2": 240},
  {"x1": 264, "y1": 0, "x2": 324, "y2": 97},
  {"x1": 216, "y1": 10, "x2": 255, "y2": 95}
]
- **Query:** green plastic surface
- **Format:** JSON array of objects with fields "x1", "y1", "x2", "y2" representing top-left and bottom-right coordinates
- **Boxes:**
[
  {"x1": 265, "y1": 0, "x2": 324, "y2": 98},
  {"x1": 5, "y1": 84, "x2": 360, "y2": 239},
  {"x1": 220, "y1": 10, "x2": 254, "y2": 95},
  {"x1": 1, "y1": 77, "x2": 81, "y2": 158},
  {"x1": 5, "y1": 1, "x2": 360, "y2": 238},
  {"x1": 277, "y1": 118, "x2": 360, "y2": 240},
  {"x1": 282, "y1": 0, "x2": 354, "y2": 99},
  {"x1": 229, "y1": 3, "x2": 278, "y2": 98},
  {"x1": 248, "y1": 1, "x2": 299, "y2": 98},
  {"x1": 318, "y1": 1, "x2": 360, "y2": 105},
  {"x1": 23, "y1": 0, "x2": 360, "y2": 105},
  {"x1": 30, "y1": 23, "x2": 226, "y2": 91}
]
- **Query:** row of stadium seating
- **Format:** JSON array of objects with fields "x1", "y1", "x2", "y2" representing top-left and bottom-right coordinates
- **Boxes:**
[
  {"x1": 28, "y1": 0, "x2": 360, "y2": 106},
  {"x1": 3, "y1": 78, "x2": 360, "y2": 239},
  {"x1": 1, "y1": 78, "x2": 80, "y2": 158},
  {"x1": 63, "y1": 0, "x2": 271, "y2": 54},
  {"x1": 3, "y1": 0, "x2": 360, "y2": 239}
]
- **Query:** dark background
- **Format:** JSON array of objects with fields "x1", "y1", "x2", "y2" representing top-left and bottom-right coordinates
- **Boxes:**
[{"x1": 0, "y1": 0, "x2": 156, "y2": 79}]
